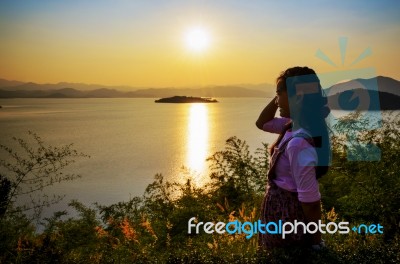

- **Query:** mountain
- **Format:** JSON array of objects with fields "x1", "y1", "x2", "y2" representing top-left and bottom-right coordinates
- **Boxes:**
[
  {"x1": 132, "y1": 86, "x2": 268, "y2": 98},
  {"x1": 326, "y1": 76, "x2": 400, "y2": 110},
  {"x1": 233, "y1": 83, "x2": 276, "y2": 96},
  {"x1": 0, "y1": 86, "x2": 268, "y2": 98},
  {"x1": 0, "y1": 77, "x2": 270, "y2": 98},
  {"x1": 0, "y1": 78, "x2": 25, "y2": 88},
  {"x1": 0, "y1": 77, "x2": 272, "y2": 97},
  {"x1": 0, "y1": 80, "x2": 138, "y2": 91},
  {"x1": 326, "y1": 76, "x2": 400, "y2": 96},
  {"x1": 0, "y1": 77, "x2": 399, "y2": 109},
  {"x1": 376, "y1": 76, "x2": 400, "y2": 96},
  {"x1": 327, "y1": 89, "x2": 400, "y2": 110}
]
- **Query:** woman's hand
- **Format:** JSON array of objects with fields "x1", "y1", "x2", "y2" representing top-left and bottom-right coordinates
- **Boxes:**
[
  {"x1": 256, "y1": 96, "x2": 278, "y2": 130},
  {"x1": 301, "y1": 200, "x2": 322, "y2": 245}
]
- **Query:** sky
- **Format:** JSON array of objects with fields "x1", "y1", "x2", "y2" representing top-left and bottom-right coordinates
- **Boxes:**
[{"x1": 0, "y1": 0, "x2": 399, "y2": 87}]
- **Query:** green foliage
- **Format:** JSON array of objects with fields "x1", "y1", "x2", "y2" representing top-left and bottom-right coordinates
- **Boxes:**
[
  {"x1": 0, "y1": 209, "x2": 35, "y2": 263},
  {"x1": 206, "y1": 136, "x2": 269, "y2": 209},
  {"x1": 1, "y1": 123, "x2": 400, "y2": 263},
  {"x1": 0, "y1": 131, "x2": 89, "y2": 220},
  {"x1": 320, "y1": 111, "x2": 400, "y2": 240}
]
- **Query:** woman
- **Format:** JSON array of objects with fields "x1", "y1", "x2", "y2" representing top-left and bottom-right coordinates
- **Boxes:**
[{"x1": 256, "y1": 66, "x2": 330, "y2": 250}]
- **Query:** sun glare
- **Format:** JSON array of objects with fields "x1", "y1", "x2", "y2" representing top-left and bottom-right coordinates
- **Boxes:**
[
  {"x1": 187, "y1": 104, "x2": 208, "y2": 177},
  {"x1": 184, "y1": 26, "x2": 211, "y2": 53}
]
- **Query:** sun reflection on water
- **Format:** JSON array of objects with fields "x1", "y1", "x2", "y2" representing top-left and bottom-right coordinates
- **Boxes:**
[{"x1": 186, "y1": 104, "x2": 209, "y2": 184}]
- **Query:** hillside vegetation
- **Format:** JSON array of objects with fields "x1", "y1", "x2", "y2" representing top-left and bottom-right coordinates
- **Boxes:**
[{"x1": 1, "y1": 113, "x2": 399, "y2": 263}]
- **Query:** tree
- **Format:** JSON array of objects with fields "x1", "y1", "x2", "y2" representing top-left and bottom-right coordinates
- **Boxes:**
[
  {"x1": 206, "y1": 136, "x2": 269, "y2": 209},
  {"x1": 0, "y1": 131, "x2": 89, "y2": 220},
  {"x1": 321, "y1": 111, "x2": 400, "y2": 240}
]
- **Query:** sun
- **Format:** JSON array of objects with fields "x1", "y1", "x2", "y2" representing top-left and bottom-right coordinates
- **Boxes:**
[{"x1": 184, "y1": 26, "x2": 211, "y2": 53}]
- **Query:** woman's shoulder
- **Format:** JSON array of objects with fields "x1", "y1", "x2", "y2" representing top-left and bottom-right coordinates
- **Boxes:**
[{"x1": 286, "y1": 129, "x2": 315, "y2": 150}]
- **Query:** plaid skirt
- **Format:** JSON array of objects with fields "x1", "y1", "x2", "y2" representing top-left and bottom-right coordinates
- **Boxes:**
[{"x1": 258, "y1": 179, "x2": 308, "y2": 249}]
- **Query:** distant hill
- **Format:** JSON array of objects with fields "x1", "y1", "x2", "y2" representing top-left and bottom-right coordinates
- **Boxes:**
[
  {"x1": 327, "y1": 76, "x2": 400, "y2": 96},
  {"x1": 327, "y1": 89, "x2": 400, "y2": 110},
  {"x1": 0, "y1": 78, "x2": 276, "y2": 94},
  {"x1": 0, "y1": 77, "x2": 276, "y2": 97},
  {"x1": 0, "y1": 76, "x2": 399, "y2": 110},
  {"x1": 132, "y1": 86, "x2": 268, "y2": 98},
  {"x1": 0, "y1": 81, "x2": 136, "y2": 92},
  {"x1": 0, "y1": 76, "x2": 274, "y2": 98},
  {"x1": 0, "y1": 78, "x2": 25, "y2": 88},
  {"x1": 326, "y1": 76, "x2": 400, "y2": 110},
  {"x1": 234, "y1": 83, "x2": 276, "y2": 96},
  {"x1": 0, "y1": 86, "x2": 268, "y2": 98}
]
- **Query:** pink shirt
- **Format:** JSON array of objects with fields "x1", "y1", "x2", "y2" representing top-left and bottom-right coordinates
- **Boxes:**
[{"x1": 263, "y1": 118, "x2": 321, "y2": 203}]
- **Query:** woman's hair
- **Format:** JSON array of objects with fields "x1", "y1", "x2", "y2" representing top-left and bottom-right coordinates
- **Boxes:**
[{"x1": 272, "y1": 66, "x2": 330, "y2": 178}]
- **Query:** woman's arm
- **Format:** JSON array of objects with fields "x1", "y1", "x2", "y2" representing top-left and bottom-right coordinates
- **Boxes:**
[
  {"x1": 286, "y1": 138, "x2": 322, "y2": 245},
  {"x1": 301, "y1": 200, "x2": 322, "y2": 245},
  {"x1": 255, "y1": 96, "x2": 278, "y2": 130}
]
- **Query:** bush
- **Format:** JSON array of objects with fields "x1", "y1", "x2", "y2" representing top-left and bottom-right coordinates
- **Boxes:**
[{"x1": 1, "y1": 124, "x2": 400, "y2": 263}]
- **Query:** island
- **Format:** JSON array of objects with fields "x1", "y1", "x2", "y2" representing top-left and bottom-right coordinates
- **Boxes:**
[{"x1": 155, "y1": 96, "x2": 218, "y2": 103}]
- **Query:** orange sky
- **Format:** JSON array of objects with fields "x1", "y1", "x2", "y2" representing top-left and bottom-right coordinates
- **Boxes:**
[{"x1": 1, "y1": 1, "x2": 399, "y2": 87}]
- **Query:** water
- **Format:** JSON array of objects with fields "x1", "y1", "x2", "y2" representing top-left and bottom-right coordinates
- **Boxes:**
[{"x1": 0, "y1": 98, "x2": 277, "y2": 217}]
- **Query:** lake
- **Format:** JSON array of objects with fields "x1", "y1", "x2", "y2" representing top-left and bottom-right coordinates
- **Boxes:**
[{"x1": 0, "y1": 98, "x2": 278, "y2": 218}]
